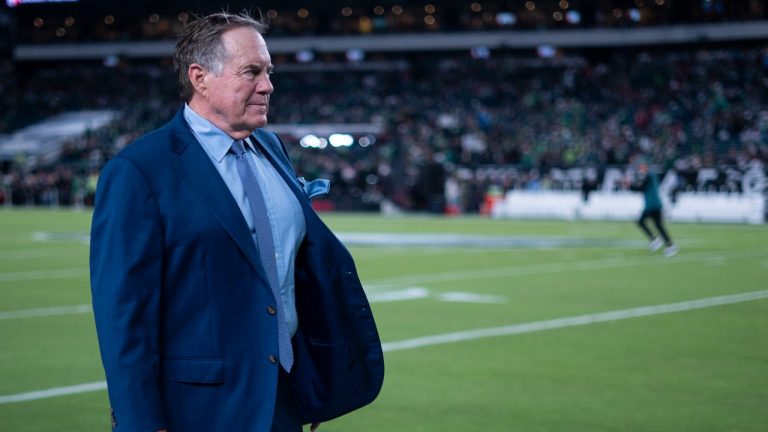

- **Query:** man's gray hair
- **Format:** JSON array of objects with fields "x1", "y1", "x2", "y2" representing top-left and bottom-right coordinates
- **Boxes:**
[{"x1": 174, "y1": 11, "x2": 269, "y2": 102}]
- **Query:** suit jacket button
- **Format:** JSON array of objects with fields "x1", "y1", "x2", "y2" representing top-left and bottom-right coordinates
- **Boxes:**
[
  {"x1": 268, "y1": 354, "x2": 277, "y2": 364},
  {"x1": 267, "y1": 306, "x2": 276, "y2": 316}
]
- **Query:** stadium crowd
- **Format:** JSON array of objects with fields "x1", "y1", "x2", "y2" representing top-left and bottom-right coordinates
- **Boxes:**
[
  {"x1": 9, "y1": 1, "x2": 768, "y2": 45},
  {"x1": 1, "y1": 45, "x2": 767, "y2": 211}
]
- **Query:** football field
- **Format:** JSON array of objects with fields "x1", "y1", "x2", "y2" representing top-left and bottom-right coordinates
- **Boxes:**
[{"x1": 1, "y1": 209, "x2": 766, "y2": 431}]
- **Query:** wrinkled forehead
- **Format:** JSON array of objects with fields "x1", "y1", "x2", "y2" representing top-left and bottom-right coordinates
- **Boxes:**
[{"x1": 221, "y1": 26, "x2": 269, "y2": 55}]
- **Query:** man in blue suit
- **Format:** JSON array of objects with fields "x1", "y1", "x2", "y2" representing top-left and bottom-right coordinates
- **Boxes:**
[{"x1": 90, "y1": 12, "x2": 383, "y2": 432}]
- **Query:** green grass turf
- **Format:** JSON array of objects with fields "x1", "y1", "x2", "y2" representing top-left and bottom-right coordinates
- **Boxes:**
[{"x1": 0, "y1": 209, "x2": 766, "y2": 431}]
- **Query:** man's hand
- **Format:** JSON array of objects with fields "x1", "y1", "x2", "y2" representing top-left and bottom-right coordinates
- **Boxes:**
[{"x1": 310, "y1": 423, "x2": 321, "y2": 432}]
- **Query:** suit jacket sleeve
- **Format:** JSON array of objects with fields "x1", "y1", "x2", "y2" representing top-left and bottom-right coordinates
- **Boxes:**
[{"x1": 90, "y1": 156, "x2": 167, "y2": 431}]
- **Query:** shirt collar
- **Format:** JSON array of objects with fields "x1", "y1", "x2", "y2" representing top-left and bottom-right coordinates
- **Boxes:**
[{"x1": 183, "y1": 104, "x2": 257, "y2": 162}]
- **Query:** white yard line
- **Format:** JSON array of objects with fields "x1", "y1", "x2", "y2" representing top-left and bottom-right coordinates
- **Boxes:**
[
  {"x1": 2, "y1": 289, "x2": 767, "y2": 405},
  {"x1": 364, "y1": 248, "x2": 768, "y2": 291},
  {"x1": 0, "y1": 268, "x2": 88, "y2": 283},
  {"x1": 0, "y1": 382, "x2": 106, "y2": 405},
  {"x1": 382, "y1": 289, "x2": 768, "y2": 352},
  {"x1": 366, "y1": 287, "x2": 430, "y2": 303},
  {"x1": 2, "y1": 248, "x2": 766, "y2": 316},
  {"x1": 437, "y1": 292, "x2": 507, "y2": 304},
  {"x1": 0, "y1": 304, "x2": 92, "y2": 320},
  {"x1": 0, "y1": 248, "x2": 86, "y2": 261}
]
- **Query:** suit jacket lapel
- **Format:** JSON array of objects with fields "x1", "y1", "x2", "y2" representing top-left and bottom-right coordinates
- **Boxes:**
[
  {"x1": 248, "y1": 132, "x2": 311, "y2": 216},
  {"x1": 167, "y1": 110, "x2": 263, "y2": 273}
]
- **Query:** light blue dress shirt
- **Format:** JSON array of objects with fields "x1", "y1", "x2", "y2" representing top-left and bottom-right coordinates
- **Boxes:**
[{"x1": 184, "y1": 104, "x2": 305, "y2": 337}]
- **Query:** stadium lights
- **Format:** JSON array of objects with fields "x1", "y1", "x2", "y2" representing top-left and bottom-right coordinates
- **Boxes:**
[
  {"x1": 359, "y1": 136, "x2": 375, "y2": 147},
  {"x1": 299, "y1": 134, "x2": 320, "y2": 148},
  {"x1": 346, "y1": 48, "x2": 365, "y2": 62},
  {"x1": 566, "y1": 10, "x2": 581, "y2": 24},
  {"x1": 103, "y1": 54, "x2": 119, "y2": 68},
  {"x1": 471, "y1": 46, "x2": 491, "y2": 59},
  {"x1": 296, "y1": 49, "x2": 315, "y2": 63},
  {"x1": 299, "y1": 135, "x2": 328, "y2": 149},
  {"x1": 496, "y1": 12, "x2": 517, "y2": 26},
  {"x1": 300, "y1": 134, "x2": 371, "y2": 149},
  {"x1": 537, "y1": 44, "x2": 557, "y2": 58},
  {"x1": 329, "y1": 134, "x2": 354, "y2": 148}
]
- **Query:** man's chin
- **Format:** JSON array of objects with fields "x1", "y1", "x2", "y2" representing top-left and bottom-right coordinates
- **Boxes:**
[{"x1": 245, "y1": 115, "x2": 268, "y2": 130}]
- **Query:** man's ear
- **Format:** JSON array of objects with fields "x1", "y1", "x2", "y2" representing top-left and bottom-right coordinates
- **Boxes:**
[{"x1": 188, "y1": 63, "x2": 208, "y2": 97}]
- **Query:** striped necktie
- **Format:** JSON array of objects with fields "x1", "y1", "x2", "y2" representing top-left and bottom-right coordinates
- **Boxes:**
[{"x1": 230, "y1": 139, "x2": 293, "y2": 372}]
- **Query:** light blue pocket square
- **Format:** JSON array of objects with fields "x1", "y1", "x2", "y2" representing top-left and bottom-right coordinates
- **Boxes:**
[{"x1": 298, "y1": 177, "x2": 331, "y2": 199}]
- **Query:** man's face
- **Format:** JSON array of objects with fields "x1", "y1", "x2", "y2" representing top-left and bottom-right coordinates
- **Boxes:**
[{"x1": 193, "y1": 27, "x2": 274, "y2": 139}]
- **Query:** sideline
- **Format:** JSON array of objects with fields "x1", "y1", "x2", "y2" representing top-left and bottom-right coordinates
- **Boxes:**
[{"x1": 2, "y1": 289, "x2": 767, "y2": 405}]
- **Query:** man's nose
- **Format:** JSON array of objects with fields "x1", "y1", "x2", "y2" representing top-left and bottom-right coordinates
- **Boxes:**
[{"x1": 258, "y1": 75, "x2": 274, "y2": 94}]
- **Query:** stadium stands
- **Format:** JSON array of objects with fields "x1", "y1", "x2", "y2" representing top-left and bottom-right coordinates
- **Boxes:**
[
  {"x1": 7, "y1": 0, "x2": 768, "y2": 44},
  {"x1": 0, "y1": 1, "x2": 766, "y2": 221}
]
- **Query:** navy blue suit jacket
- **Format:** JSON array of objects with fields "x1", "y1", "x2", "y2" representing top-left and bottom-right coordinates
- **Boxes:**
[{"x1": 90, "y1": 109, "x2": 384, "y2": 431}]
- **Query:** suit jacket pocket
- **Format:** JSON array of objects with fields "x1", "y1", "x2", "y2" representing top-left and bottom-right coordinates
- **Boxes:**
[{"x1": 160, "y1": 358, "x2": 225, "y2": 384}]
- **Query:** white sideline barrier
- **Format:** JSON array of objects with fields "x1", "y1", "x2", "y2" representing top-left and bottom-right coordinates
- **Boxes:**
[
  {"x1": 578, "y1": 191, "x2": 642, "y2": 220},
  {"x1": 492, "y1": 191, "x2": 583, "y2": 220},
  {"x1": 492, "y1": 191, "x2": 765, "y2": 224},
  {"x1": 668, "y1": 193, "x2": 764, "y2": 224}
]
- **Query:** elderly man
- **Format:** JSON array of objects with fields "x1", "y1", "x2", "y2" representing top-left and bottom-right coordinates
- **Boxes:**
[{"x1": 90, "y1": 12, "x2": 383, "y2": 432}]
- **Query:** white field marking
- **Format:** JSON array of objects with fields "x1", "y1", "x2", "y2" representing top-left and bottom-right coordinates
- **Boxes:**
[
  {"x1": 437, "y1": 292, "x2": 507, "y2": 304},
  {"x1": 3, "y1": 289, "x2": 767, "y2": 405},
  {"x1": 0, "y1": 288, "x2": 490, "y2": 320},
  {"x1": 366, "y1": 287, "x2": 429, "y2": 303},
  {"x1": 363, "y1": 248, "x2": 768, "y2": 291},
  {"x1": 0, "y1": 381, "x2": 107, "y2": 405},
  {"x1": 0, "y1": 287, "x2": 492, "y2": 319},
  {"x1": 0, "y1": 268, "x2": 88, "y2": 283},
  {"x1": 381, "y1": 289, "x2": 768, "y2": 352},
  {"x1": 0, "y1": 304, "x2": 92, "y2": 320},
  {"x1": 3, "y1": 248, "x2": 763, "y2": 315},
  {"x1": 367, "y1": 289, "x2": 506, "y2": 304},
  {"x1": 0, "y1": 248, "x2": 86, "y2": 261},
  {"x1": 31, "y1": 231, "x2": 90, "y2": 243}
]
